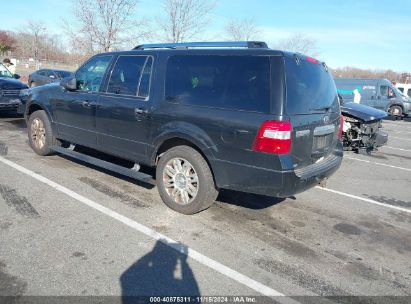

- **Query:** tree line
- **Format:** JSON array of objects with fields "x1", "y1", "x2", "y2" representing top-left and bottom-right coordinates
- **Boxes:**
[{"x1": 0, "y1": 0, "x2": 408, "y2": 81}]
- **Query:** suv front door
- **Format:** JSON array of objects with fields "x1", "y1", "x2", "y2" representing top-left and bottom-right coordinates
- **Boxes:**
[
  {"x1": 376, "y1": 83, "x2": 396, "y2": 110},
  {"x1": 96, "y1": 55, "x2": 154, "y2": 162},
  {"x1": 51, "y1": 55, "x2": 113, "y2": 147}
]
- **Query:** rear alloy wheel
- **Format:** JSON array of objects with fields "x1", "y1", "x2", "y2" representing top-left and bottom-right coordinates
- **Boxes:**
[
  {"x1": 390, "y1": 105, "x2": 403, "y2": 119},
  {"x1": 156, "y1": 146, "x2": 218, "y2": 214},
  {"x1": 163, "y1": 157, "x2": 199, "y2": 205}
]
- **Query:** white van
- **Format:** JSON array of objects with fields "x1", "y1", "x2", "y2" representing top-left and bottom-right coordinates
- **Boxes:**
[{"x1": 395, "y1": 83, "x2": 411, "y2": 98}]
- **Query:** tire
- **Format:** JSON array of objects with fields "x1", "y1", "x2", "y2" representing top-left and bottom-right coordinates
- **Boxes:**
[
  {"x1": 27, "y1": 110, "x2": 58, "y2": 156},
  {"x1": 156, "y1": 146, "x2": 218, "y2": 214},
  {"x1": 390, "y1": 105, "x2": 403, "y2": 118},
  {"x1": 30, "y1": 81, "x2": 37, "y2": 88}
]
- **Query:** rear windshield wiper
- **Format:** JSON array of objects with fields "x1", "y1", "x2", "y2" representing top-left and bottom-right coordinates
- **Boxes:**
[{"x1": 310, "y1": 106, "x2": 331, "y2": 112}]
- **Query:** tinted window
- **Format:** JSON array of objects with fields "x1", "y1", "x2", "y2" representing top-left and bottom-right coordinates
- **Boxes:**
[
  {"x1": 285, "y1": 57, "x2": 338, "y2": 114},
  {"x1": 137, "y1": 57, "x2": 153, "y2": 98},
  {"x1": 380, "y1": 85, "x2": 388, "y2": 97},
  {"x1": 165, "y1": 55, "x2": 271, "y2": 113},
  {"x1": 43, "y1": 70, "x2": 56, "y2": 78},
  {"x1": 398, "y1": 87, "x2": 404, "y2": 92},
  {"x1": 55, "y1": 71, "x2": 72, "y2": 78},
  {"x1": 408, "y1": 89, "x2": 411, "y2": 97},
  {"x1": 37, "y1": 70, "x2": 46, "y2": 76},
  {"x1": 107, "y1": 56, "x2": 147, "y2": 96},
  {"x1": 76, "y1": 55, "x2": 113, "y2": 92},
  {"x1": 0, "y1": 64, "x2": 13, "y2": 78}
]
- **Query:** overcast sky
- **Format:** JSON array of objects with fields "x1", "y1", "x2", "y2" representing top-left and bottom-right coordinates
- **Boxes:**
[{"x1": 2, "y1": 0, "x2": 411, "y2": 71}]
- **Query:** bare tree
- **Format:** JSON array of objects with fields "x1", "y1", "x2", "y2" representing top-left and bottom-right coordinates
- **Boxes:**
[
  {"x1": 0, "y1": 31, "x2": 16, "y2": 55},
  {"x1": 66, "y1": 0, "x2": 150, "y2": 53},
  {"x1": 277, "y1": 33, "x2": 319, "y2": 57},
  {"x1": 224, "y1": 18, "x2": 261, "y2": 41},
  {"x1": 27, "y1": 21, "x2": 47, "y2": 61},
  {"x1": 158, "y1": 0, "x2": 215, "y2": 43},
  {"x1": 332, "y1": 67, "x2": 407, "y2": 83}
]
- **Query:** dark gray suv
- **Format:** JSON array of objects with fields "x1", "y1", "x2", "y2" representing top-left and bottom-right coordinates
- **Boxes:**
[{"x1": 22, "y1": 41, "x2": 343, "y2": 214}]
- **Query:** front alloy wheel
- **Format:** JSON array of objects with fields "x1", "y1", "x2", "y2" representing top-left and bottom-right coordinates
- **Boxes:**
[{"x1": 30, "y1": 118, "x2": 46, "y2": 150}]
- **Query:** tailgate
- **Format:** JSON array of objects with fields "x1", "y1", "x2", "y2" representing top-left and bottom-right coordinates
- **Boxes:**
[{"x1": 283, "y1": 55, "x2": 340, "y2": 169}]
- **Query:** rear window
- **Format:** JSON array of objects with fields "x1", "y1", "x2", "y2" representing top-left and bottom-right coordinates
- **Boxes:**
[
  {"x1": 285, "y1": 57, "x2": 338, "y2": 114},
  {"x1": 165, "y1": 55, "x2": 271, "y2": 113}
]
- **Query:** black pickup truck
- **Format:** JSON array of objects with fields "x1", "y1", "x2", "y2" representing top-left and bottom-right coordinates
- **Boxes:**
[
  {"x1": 22, "y1": 41, "x2": 343, "y2": 214},
  {"x1": 0, "y1": 63, "x2": 28, "y2": 112}
]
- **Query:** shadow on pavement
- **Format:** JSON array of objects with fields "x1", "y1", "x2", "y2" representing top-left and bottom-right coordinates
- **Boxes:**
[
  {"x1": 217, "y1": 189, "x2": 286, "y2": 210},
  {"x1": 120, "y1": 240, "x2": 200, "y2": 303},
  {"x1": 383, "y1": 116, "x2": 411, "y2": 122}
]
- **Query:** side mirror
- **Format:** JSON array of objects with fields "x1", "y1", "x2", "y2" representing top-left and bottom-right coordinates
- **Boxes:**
[
  {"x1": 60, "y1": 77, "x2": 77, "y2": 91},
  {"x1": 13, "y1": 74, "x2": 20, "y2": 79}
]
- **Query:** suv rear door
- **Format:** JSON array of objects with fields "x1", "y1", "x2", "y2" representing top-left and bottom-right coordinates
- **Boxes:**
[
  {"x1": 96, "y1": 55, "x2": 154, "y2": 162},
  {"x1": 284, "y1": 55, "x2": 340, "y2": 169}
]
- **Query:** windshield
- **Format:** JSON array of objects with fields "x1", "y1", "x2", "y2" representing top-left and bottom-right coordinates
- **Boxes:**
[
  {"x1": 392, "y1": 86, "x2": 408, "y2": 100},
  {"x1": 55, "y1": 70, "x2": 72, "y2": 79},
  {"x1": 0, "y1": 63, "x2": 13, "y2": 78}
]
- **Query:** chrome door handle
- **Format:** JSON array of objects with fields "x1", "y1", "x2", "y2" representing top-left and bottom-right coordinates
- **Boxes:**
[{"x1": 135, "y1": 108, "x2": 149, "y2": 115}]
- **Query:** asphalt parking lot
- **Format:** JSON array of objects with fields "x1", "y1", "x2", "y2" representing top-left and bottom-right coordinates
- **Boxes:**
[{"x1": 0, "y1": 111, "x2": 410, "y2": 303}]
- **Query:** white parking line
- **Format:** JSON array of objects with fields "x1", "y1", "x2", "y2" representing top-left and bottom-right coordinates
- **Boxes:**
[
  {"x1": 382, "y1": 146, "x2": 411, "y2": 153},
  {"x1": 0, "y1": 156, "x2": 299, "y2": 302},
  {"x1": 390, "y1": 136, "x2": 411, "y2": 141},
  {"x1": 316, "y1": 187, "x2": 411, "y2": 214},
  {"x1": 344, "y1": 156, "x2": 411, "y2": 172}
]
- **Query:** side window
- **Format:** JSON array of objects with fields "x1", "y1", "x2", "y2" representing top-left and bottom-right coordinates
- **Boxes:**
[
  {"x1": 137, "y1": 57, "x2": 153, "y2": 98},
  {"x1": 107, "y1": 56, "x2": 148, "y2": 96},
  {"x1": 165, "y1": 55, "x2": 270, "y2": 112},
  {"x1": 380, "y1": 85, "x2": 388, "y2": 98},
  {"x1": 76, "y1": 55, "x2": 113, "y2": 92},
  {"x1": 408, "y1": 89, "x2": 411, "y2": 97},
  {"x1": 44, "y1": 70, "x2": 55, "y2": 78},
  {"x1": 398, "y1": 87, "x2": 404, "y2": 93},
  {"x1": 37, "y1": 70, "x2": 45, "y2": 76}
]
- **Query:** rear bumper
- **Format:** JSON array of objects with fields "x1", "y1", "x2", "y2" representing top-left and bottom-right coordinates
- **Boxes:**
[{"x1": 212, "y1": 142, "x2": 343, "y2": 198}]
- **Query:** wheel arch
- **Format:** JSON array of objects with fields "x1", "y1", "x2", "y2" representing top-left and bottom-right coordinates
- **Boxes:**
[
  {"x1": 151, "y1": 134, "x2": 218, "y2": 186},
  {"x1": 25, "y1": 102, "x2": 56, "y2": 133}
]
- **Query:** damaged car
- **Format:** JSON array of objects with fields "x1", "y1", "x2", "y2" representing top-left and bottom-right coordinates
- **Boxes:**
[{"x1": 339, "y1": 97, "x2": 388, "y2": 154}]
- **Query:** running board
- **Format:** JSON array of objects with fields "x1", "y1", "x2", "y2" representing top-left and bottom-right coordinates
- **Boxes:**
[{"x1": 50, "y1": 146, "x2": 153, "y2": 183}]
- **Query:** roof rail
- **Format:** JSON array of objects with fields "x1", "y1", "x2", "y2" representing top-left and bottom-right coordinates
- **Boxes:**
[{"x1": 133, "y1": 41, "x2": 268, "y2": 50}]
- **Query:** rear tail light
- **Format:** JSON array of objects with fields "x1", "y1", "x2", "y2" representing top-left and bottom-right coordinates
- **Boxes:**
[
  {"x1": 253, "y1": 120, "x2": 292, "y2": 154},
  {"x1": 338, "y1": 115, "x2": 344, "y2": 140},
  {"x1": 306, "y1": 56, "x2": 319, "y2": 64}
]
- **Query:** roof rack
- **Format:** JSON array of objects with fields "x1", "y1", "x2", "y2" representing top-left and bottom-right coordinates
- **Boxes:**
[{"x1": 133, "y1": 41, "x2": 268, "y2": 50}]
